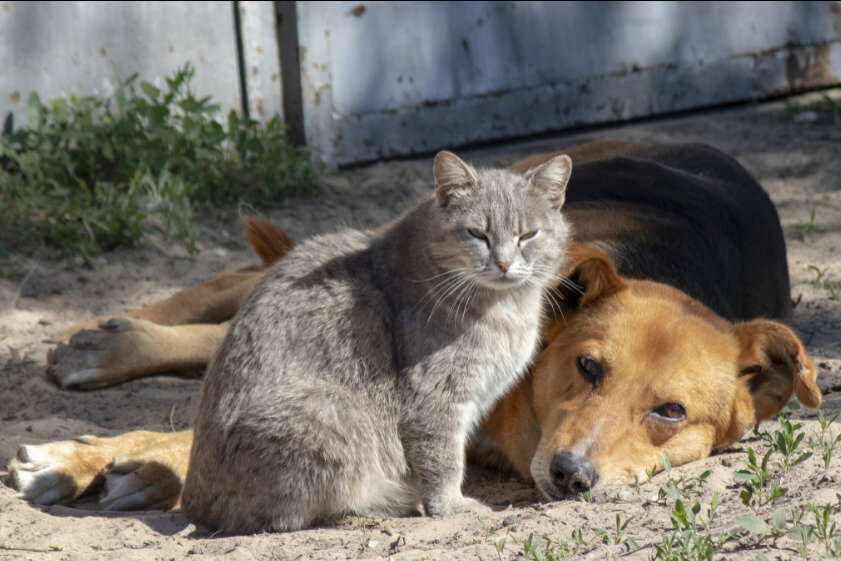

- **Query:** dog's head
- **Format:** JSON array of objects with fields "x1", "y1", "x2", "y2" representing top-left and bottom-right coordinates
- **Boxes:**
[{"x1": 527, "y1": 244, "x2": 820, "y2": 499}]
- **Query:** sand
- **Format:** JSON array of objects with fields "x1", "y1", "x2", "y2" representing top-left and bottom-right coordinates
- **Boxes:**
[{"x1": 1, "y1": 91, "x2": 840, "y2": 560}]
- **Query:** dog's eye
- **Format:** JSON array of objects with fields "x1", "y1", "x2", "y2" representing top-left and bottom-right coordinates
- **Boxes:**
[
  {"x1": 467, "y1": 228, "x2": 488, "y2": 241},
  {"x1": 651, "y1": 402, "x2": 686, "y2": 423},
  {"x1": 519, "y1": 230, "x2": 538, "y2": 242},
  {"x1": 576, "y1": 355, "x2": 602, "y2": 384}
]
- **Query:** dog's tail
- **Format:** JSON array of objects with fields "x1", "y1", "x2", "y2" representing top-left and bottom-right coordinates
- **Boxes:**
[{"x1": 244, "y1": 217, "x2": 294, "y2": 266}]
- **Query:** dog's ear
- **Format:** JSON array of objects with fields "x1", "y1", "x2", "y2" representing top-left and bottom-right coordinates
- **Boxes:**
[
  {"x1": 735, "y1": 320, "x2": 821, "y2": 417},
  {"x1": 717, "y1": 320, "x2": 820, "y2": 450},
  {"x1": 433, "y1": 151, "x2": 478, "y2": 206},
  {"x1": 526, "y1": 154, "x2": 572, "y2": 210},
  {"x1": 556, "y1": 243, "x2": 626, "y2": 310}
]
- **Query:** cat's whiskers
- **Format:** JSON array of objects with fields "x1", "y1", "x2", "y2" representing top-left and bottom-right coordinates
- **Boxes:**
[
  {"x1": 446, "y1": 279, "x2": 471, "y2": 324},
  {"x1": 524, "y1": 275, "x2": 566, "y2": 326},
  {"x1": 543, "y1": 288, "x2": 567, "y2": 325},
  {"x1": 427, "y1": 272, "x2": 477, "y2": 325},
  {"x1": 414, "y1": 269, "x2": 470, "y2": 312},
  {"x1": 449, "y1": 275, "x2": 480, "y2": 325},
  {"x1": 428, "y1": 273, "x2": 476, "y2": 323},
  {"x1": 531, "y1": 264, "x2": 566, "y2": 288},
  {"x1": 460, "y1": 283, "x2": 481, "y2": 324},
  {"x1": 557, "y1": 276, "x2": 583, "y2": 294},
  {"x1": 411, "y1": 267, "x2": 471, "y2": 284}
]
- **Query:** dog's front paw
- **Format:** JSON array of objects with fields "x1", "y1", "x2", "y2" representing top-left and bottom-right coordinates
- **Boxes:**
[
  {"x1": 99, "y1": 450, "x2": 183, "y2": 511},
  {"x1": 47, "y1": 317, "x2": 154, "y2": 389},
  {"x1": 5, "y1": 436, "x2": 104, "y2": 505}
]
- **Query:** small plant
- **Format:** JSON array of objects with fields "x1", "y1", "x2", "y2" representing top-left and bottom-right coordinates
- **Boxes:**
[
  {"x1": 807, "y1": 502, "x2": 840, "y2": 555},
  {"x1": 809, "y1": 265, "x2": 841, "y2": 301},
  {"x1": 0, "y1": 63, "x2": 316, "y2": 261},
  {"x1": 797, "y1": 208, "x2": 826, "y2": 242},
  {"x1": 594, "y1": 513, "x2": 638, "y2": 549},
  {"x1": 652, "y1": 493, "x2": 734, "y2": 561},
  {"x1": 772, "y1": 416, "x2": 813, "y2": 472},
  {"x1": 656, "y1": 453, "x2": 711, "y2": 504},
  {"x1": 568, "y1": 527, "x2": 590, "y2": 550},
  {"x1": 734, "y1": 446, "x2": 786, "y2": 508},
  {"x1": 492, "y1": 533, "x2": 508, "y2": 561},
  {"x1": 734, "y1": 409, "x2": 810, "y2": 510},
  {"x1": 521, "y1": 533, "x2": 574, "y2": 561},
  {"x1": 810, "y1": 410, "x2": 841, "y2": 469}
]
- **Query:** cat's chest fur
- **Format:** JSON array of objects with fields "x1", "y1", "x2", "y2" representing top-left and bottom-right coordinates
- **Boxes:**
[
  {"x1": 398, "y1": 287, "x2": 543, "y2": 421},
  {"x1": 460, "y1": 292, "x2": 543, "y2": 414}
]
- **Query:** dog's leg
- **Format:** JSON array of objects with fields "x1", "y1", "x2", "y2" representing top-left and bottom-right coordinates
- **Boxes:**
[
  {"x1": 55, "y1": 268, "x2": 265, "y2": 342},
  {"x1": 55, "y1": 217, "x2": 291, "y2": 341},
  {"x1": 48, "y1": 319, "x2": 228, "y2": 389},
  {"x1": 99, "y1": 430, "x2": 192, "y2": 510},
  {"x1": 6, "y1": 430, "x2": 193, "y2": 509}
]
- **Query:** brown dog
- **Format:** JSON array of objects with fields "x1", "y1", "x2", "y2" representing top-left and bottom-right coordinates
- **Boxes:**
[{"x1": 6, "y1": 141, "x2": 820, "y2": 510}]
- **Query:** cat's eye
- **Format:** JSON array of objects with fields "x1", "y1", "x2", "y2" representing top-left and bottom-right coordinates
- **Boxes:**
[
  {"x1": 467, "y1": 228, "x2": 488, "y2": 241},
  {"x1": 650, "y1": 402, "x2": 686, "y2": 424},
  {"x1": 576, "y1": 355, "x2": 602, "y2": 384},
  {"x1": 519, "y1": 230, "x2": 538, "y2": 242}
]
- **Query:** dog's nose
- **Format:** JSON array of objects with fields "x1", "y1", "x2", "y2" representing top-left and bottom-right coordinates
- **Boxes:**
[
  {"x1": 496, "y1": 261, "x2": 511, "y2": 273},
  {"x1": 550, "y1": 452, "x2": 598, "y2": 494}
]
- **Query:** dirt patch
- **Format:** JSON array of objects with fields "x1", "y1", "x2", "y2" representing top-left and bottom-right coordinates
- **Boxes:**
[{"x1": 1, "y1": 91, "x2": 841, "y2": 560}]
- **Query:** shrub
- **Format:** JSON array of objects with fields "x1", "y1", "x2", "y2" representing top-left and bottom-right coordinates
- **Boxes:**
[{"x1": 0, "y1": 63, "x2": 316, "y2": 261}]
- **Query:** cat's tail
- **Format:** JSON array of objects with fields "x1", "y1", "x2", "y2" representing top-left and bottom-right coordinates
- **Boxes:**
[{"x1": 244, "y1": 217, "x2": 295, "y2": 266}]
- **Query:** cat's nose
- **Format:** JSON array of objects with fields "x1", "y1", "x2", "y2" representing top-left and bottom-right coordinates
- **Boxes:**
[{"x1": 496, "y1": 261, "x2": 511, "y2": 273}]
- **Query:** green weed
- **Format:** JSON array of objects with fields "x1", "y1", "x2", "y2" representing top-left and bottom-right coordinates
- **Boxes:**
[
  {"x1": 594, "y1": 514, "x2": 638, "y2": 549},
  {"x1": 808, "y1": 265, "x2": 841, "y2": 300},
  {"x1": 656, "y1": 453, "x2": 710, "y2": 504},
  {"x1": 521, "y1": 533, "x2": 574, "y2": 560},
  {"x1": 810, "y1": 410, "x2": 841, "y2": 470},
  {"x1": 0, "y1": 63, "x2": 316, "y2": 262},
  {"x1": 651, "y1": 492, "x2": 734, "y2": 561},
  {"x1": 797, "y1": 208, "x2": 825, "y2": 242}
]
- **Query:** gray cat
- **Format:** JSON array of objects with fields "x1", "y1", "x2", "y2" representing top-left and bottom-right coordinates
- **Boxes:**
[{"x1": 181, "y1": 151, "x2": 573, "y2": 534}]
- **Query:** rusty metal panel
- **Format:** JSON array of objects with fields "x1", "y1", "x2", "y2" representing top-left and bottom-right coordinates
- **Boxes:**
[
  {"x1": 296, "y1": 1, "x2": 841, "y2": 166},
  {"x1": 0, "y1": 1, "x2": 242, "y2": 126},
  {"x1": 238, "y1": 1, "x2": 284, "y2": 121}
]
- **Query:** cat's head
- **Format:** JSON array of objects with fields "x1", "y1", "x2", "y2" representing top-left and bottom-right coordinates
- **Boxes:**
[{"x1": 428, "y1": 151, "x2": 572, "y2": 290}]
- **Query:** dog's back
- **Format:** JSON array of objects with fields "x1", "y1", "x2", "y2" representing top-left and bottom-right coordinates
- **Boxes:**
[{"x1": 563, "y1": 143, "x2": 789, "y2": 321}]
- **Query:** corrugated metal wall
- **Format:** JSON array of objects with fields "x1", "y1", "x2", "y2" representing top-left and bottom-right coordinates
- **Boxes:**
[
  {"x1": 3, "y1": 1, "x2": 841, "y2": 167},
  {"x1": 297, "y1": 1, "x2": 841, "y2": 165}
]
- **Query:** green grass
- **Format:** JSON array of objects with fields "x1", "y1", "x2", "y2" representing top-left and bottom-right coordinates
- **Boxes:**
[
  {"x1": 808, "y1": 265, "x2": 841, "y2": 300},
  {"x1": 0, "y1": 63, "x2": 316, "y2": 262},
  {"x1": 796, "y1": 208, "x2": 825, "y2": 242}
]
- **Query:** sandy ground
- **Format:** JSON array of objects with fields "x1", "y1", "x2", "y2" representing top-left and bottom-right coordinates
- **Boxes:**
[{"x1": 1, "y1": 91, "x2": 841, "y2": 560}]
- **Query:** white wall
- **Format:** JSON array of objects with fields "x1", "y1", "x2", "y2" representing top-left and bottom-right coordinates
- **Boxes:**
[
  {"x1": 297, "y1": 1, "x2": 841, "y2": 165},
  {"x1": 2, "y1": 1, "x2": 841, "y2": 166},
  {"x1": 0, "y1": 1, "x2": 281, "y2": 128}
]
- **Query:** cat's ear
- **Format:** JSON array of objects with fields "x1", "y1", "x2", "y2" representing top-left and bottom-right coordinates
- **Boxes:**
[
  {"x1": 526, "y1": 154, "x2": 572, "y2": 210},
  {"x1": 433, "y1": 151, "x2": 478, "y2": 206}
]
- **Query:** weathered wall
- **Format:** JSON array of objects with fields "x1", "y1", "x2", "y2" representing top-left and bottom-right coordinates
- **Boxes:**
[
  {"x1": 2, "y1": 2, "x2": 841, "y2": 166},
  {"x1": 297, "y1": 1, "x2": 841, "y2": 165},
  {"x1": 0, "y1": 1, "x2": 282, "y2": 129}
]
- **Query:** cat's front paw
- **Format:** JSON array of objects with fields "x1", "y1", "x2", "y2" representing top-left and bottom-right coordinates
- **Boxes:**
[
  {"x1": 427, "y1": 494, "x2": 492, "y2": 516},
  {"x1": 450, "y1": 495, "x2": 492, "y2": 514}
]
